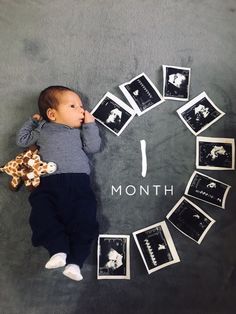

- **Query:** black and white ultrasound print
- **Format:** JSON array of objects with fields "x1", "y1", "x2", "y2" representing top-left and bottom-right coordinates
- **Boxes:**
[
  {"x1": 166, "y1": 196, "x2": 215, "y2": 244},
  {"x1": 97, "y1": 235, "x2": 130, "y2": 279},
  {"x1": 119, "y1": 73, "x2": 165, "y2": 116},
  {"x1": 196, "y1": 136, "x2": 235, "y2": 170},
  {"x1": 177, "y1": 92, "x2": 225, "y2": 135},
  {"x1": 133, "y1": 221, "x2": 180, "y2": 274},
  {"x1": 163, "y1": 65, "x2": 191, "y2": 101},
  {"x1": 185, "y1": 171, "x2": 231, "y2": 209},
  {"x1": 91, "y1": 92, "x2": 135, "y2": 136}
]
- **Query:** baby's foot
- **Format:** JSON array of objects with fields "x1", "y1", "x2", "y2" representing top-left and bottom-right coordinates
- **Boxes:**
[
  {"x1": 63, "y1": 264, "x2": 83, "y2": 281},
  {"x1": 45, "y1": 253, "x2": 67, "y2": 269}
]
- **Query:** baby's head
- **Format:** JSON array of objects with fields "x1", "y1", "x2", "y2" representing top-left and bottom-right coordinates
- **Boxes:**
[{"x1": 38, "y1": 86, "x2": 85, "y2": 128}]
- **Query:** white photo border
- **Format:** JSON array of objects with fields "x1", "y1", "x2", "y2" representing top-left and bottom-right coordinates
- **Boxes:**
[
  {"x1": 196, "y1": 136, "x2": 235, "y2": 170},
  {"x1": 119, "y1": 72, "x2": 165, "y2": 116},
  {"x1": 163, "y1": 65, "x2": 191, "y2": 101},
  {"x1": 185, "y1": 170, "x2": 231, "y2": 209},
  {"x1": 132, "y1": 221, "x2": 180, "y2": 274},
  {"x1": 166, "y1": 196, "x2": 215, "y2": 244},
  {"x1": 97, "y1": 234, "x2": 130, "y2": 280},
  {"x1": 91, "y1": 92, "x2": 136, "y2": 136},
  {"x1": 177, "y1": 91, "x2": 225, "y2": 136}
]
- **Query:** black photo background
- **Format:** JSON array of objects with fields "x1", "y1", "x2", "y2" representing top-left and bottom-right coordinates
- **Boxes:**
[
  {"x1": 123, "y1": 74, "x2": 162, "y2": 112},
  {"x1": 163, "y1": 65, "x2": 190, "y2": 100},
  {"x1": 92, "y1": 95, "x2": 133, "y2": 134},
  {"x1": 119, "y1": 73, "x2": 164, "y2": 116},
  {"x1": 98, "y1": 236, "x2": 128, "y2": 278},
  {"x1": 181, "y1": 97, "x2": 222, "y2": 133},
  {"x1": 177, "y1": 92, "x2": 225, "y2": 135},
  {"x1": 167, "y1": 197, "x2": 215, "y2": 244},
  {"x1": 185, "y1": 171, "x2": 231, "y2": 208},
  {"x1": 135, "y1": 225, "x2": 173, "y2": 270},
  {"x1": 197, "y1": 138, "x2": 234, "y2": 169}
]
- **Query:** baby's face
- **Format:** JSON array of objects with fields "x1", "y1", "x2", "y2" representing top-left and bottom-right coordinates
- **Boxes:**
[{"x1": 53, "y1": 91, "x2": 85, "y2": 128}]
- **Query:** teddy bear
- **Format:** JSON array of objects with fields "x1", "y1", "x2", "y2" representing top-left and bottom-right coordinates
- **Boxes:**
[{"x1": 0, "y1": 145, "x2": 57, "y2": 191}]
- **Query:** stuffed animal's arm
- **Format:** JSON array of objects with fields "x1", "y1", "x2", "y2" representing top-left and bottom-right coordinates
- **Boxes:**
[{"x1": 16, "y1": 118, "x2": 44, "y2": 148}]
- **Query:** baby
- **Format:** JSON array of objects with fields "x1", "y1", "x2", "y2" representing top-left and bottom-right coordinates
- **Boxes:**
[{"x1": 16, "y1": 86, "x2": 101, "y2": 281}]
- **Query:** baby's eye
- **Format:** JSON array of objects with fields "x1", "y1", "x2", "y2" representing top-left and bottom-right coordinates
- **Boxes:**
[{"x1": 70, "y1": 104, "x2": 76, "y2": 108}]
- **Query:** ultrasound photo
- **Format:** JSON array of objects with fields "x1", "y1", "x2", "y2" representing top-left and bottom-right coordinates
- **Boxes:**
[
  {"x1": 119, "y1": 73, "x2": 165, "y2": 116},
  {"x1": 91, "y1": 92, "x2": 135, "y2": 136},
  {"x1": 133, "y1": 221, "x2": 180, "y2": 274},
  {"x1": 196, "y1": 136, "x2": 235, "y2": 170},
  {"x1": 166, "y1": 196, "x2": 215, "y2": 244},
  {"x1": 185, "y1": 171, "x2": 231, "y2": 209},
  {"x1": 97, "y1": 235, "x2": 130, "y2": 280},
  {"x1": 177, "y1": 92, "x2": 225, "y2": 135},
  {"x1": 163, "y1": 65, "x2": 191, "y2": 101}
]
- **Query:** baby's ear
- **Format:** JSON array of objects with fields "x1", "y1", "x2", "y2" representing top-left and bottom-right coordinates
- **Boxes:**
[{"x1": 46, "y1": 108, "x2": 56, "y2": 121}]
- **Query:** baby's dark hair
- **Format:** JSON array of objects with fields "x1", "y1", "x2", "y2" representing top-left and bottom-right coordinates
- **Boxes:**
[{"x1": 38, "y1": 86, "x2": 77, "y2": 121}]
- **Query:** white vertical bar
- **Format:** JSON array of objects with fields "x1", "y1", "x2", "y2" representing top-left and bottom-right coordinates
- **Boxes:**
[{"x1": 140, "y1": 139, "x2": 147, "y2": 177}]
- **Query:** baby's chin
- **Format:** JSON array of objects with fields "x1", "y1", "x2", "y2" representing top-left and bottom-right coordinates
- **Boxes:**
[
  {"x1": 72, "y1": 123, "x2": 83, "y2": 129},
  {"x1": 71, "y1": 120, "x2": 84, "y2": 128}
]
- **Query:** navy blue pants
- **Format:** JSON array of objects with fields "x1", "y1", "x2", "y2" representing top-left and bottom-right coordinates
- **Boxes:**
[{"x1": 28, "y1": 173, "x2": 99, "y2": 268}]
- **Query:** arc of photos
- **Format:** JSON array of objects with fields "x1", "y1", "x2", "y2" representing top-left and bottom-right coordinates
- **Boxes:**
[{"x1": 95, "y1": 65, "x2": 233, "y2": 278}]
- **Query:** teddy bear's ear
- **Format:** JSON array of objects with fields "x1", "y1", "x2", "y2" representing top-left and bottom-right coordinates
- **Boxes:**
[
  {"x1": 26, "y1": 144, "x2": 38, "y2": 152},
  {"x1": 31, "y1": 144, "x2": 39, "y2": 151}
]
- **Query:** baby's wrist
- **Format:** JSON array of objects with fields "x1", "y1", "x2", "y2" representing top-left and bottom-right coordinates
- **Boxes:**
[
  {"x1": 83, "y1": 121, "x2": 95, "y2": 124},
  {"x1": 31, "y1": 117, "x2": 40, "y2": 127},
  {"x1": 82, "y1": 121, "x2": 96, "y2": 127},
  {"x1": 30, "y1": 116, "x2": 40, "y2": 128}
]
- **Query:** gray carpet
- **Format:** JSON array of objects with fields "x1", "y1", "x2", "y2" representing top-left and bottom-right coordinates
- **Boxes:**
[{"x1": 0, "y1": 0, "x2": 235, "y2": 313}]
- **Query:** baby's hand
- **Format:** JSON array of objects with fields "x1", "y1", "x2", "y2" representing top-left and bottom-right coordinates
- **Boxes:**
[
  {"x1": 83, "y1": 110, "x2": 95, "y2": 124},
  {"x1": 32, "y1": 113, "x2": 43, "y2": 121}
]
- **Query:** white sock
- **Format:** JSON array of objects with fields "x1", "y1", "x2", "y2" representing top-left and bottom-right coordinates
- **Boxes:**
[
  {"x1": 63, "y1": 264, "x2": 83, "y2": 281},
  {"x1": 45, "y1": 253, "x2": 67, "y2": 269}
]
